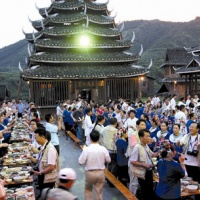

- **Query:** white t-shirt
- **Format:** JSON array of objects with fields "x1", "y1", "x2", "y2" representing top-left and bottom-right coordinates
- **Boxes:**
[
  {"x1": 124, "y1": 117, "x2": 138, "y2": 137},
  {"x1": 46, "y1": 122, "x2": 59, "y2": 146}
]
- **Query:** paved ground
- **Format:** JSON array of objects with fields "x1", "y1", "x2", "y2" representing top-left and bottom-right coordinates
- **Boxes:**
[{"x1": 58, "y1": 131, "x2": 127, "y2": 200}]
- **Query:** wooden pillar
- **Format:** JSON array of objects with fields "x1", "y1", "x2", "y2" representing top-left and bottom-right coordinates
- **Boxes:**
[
  {"x1": 195, "y1": 73, "x2": 197, "y2": 94},
  {"x1": 185, "y1": 75, "x2": 187, "y2": 99}
]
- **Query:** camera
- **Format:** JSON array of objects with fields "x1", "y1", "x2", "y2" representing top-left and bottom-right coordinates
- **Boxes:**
[
  {"x1": 187, "y1": 150, "x2": 198, "y2": 157},
  {"x1": 29, "y1": 166, "x2": 39, "y2": 176}
]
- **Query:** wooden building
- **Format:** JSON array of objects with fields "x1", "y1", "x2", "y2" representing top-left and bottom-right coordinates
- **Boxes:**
[
  {"x1": 160, "y1": 46, "x2": 200, "y2": 98},
  {"x1": 21, "y1": 0, "x2": 150, "y2": 113}
]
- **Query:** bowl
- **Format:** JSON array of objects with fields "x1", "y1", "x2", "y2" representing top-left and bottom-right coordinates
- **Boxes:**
[
  {"x1": 6, "y1": 189, "x2": 14, "y2": 194},
  {"x1": 26, "y1": 186, "x2": 33, "y2": 192},
  {"x1": 186, "y1": 185, "x2": 198, "y2": 192},
  {"x1": 15, "y1": 159, "x2": 23, "y2": 164},
  {"x1": 6, "y1": 179, "x2": 12, "y2": 183},
  {"x1": 13, "y1": 176, "x2": 24, "y2": 183},
  {"x1": 181, "y1": 180, "x2": 189, "y2": 186}
]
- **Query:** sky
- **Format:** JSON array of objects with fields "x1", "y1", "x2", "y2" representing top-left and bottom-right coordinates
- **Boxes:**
[{"x1": 0, "y1": 0, "x2": 200, "y2": 48}]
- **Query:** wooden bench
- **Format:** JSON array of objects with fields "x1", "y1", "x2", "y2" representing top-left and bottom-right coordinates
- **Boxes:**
[
  {"x1": 67, "y1": 131, "x2": 81, "y2": 149},
  {"x1": 104, "y1": 168, "x2": 138, "y2": 200}
]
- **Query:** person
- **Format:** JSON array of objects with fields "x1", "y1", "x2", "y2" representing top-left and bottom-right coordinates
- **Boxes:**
[
  {"x1": 127, "y1": 119, "x2": 147, "y2": 195},
  {"x1": 45, "y1": 114, "x2": 62, "y2": 155},
  {"x1": 169, "y1": 124, "x2": 184, "y2": 155},
  {"x1": 177, "y1": 122, "x2": 200, "y2": 200},
  {"x1": 129, "y1": 129, "x2": 159, "y2": 200},
  {"x1": 72, "y1": 106, "x2": 84, "y2": 145},
  {"x1": 78, "y1": 130, "x2": 111, "y2": 200},
  {"x1": 16, "y1": 98, "x2": 25, "y2": 118},
  {"x1": 170, "y1": 94, "x2": 177, "y2": 110},
  {"x1": 84, "y1": 108, "x2": 95, "y2": 146},
  {"x1": 41, "y1": 168, "x2": 77, "y2": 200},
  {"x1": 155, "y1": 122, "x2": 170, "y2": 146},
  {"x1": 31, "y1": 128, "x2": 60, "y2": 199},
  {"x1": 124, "y1": 110, "x2": 138, "y2": 137},
  {"x1": 94, "y1": 115, "x2": 105, "y2": 146},
  {"x1": 116, "y1": 130, "x2": 129, "y2": 186},
  {"x1": 155, "y1": 144, "x2": 185, "y2": 200},
  {"x1": 103, "y1": 117, "x2": 118, "y2": 179},
  {"x1": 0, "y1": 179, "x2": 6, "y2": 200},
  {"x1": 149, "y1": 118, "x2": 160, "y2": 151}
]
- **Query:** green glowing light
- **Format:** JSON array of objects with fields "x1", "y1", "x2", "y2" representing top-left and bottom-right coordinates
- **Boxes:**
[{"x1": 79, "y1": 35, "x2": 90, "y2": 46}]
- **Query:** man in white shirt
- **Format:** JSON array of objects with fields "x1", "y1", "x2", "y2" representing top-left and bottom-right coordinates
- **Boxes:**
[
  {"x1": 178, "y1": 122, "x2": 200, "y2": 200},
  {"x1": 45, "y1": 114, "x2": 62, "y2": 155},
  {"x1": 170, "y1": 94, "x2": 177, "y2": 110},
  {"x1": 175, "y1": 105, "x2": 187, "y2": 124},
  {"x1": 79, "y1": 130, "x2": 111, "y2": 200},
  {"x1": 84, "y1": 108, "x2": 95, "y2": 146},
  {"x1": 124, "y1": 110, "x2": 138, "y2": 137},
  {"x1": 186, "y1": 94, "x2": 191, "y2": 108}
]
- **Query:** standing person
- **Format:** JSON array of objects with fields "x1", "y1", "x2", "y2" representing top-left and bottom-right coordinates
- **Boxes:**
[
  {"x1": 130, "y1": 129, "x2": 159, "y2": 200},
  {"x1": 94, "y1": 115, "x2": 105, "y2": 146},
  {"x1": 72, "y1": 106, "x2": 84, "y2": 145},
  {"x1": 124, "y1": 110, "x2": 138, "y2": 137},
  {"x1": 177, "y1": 122, "x2": 200, "y2": 200},
  {"x1": 31, "y1": 128, "x2": 60, "y2": 199},
  {"x1": 103, "y1": 117, "x2": 118, "y2": 180},
  {"x1": 78, "y1": 130, "x2": 111, "y2": 200},
  {"x1": 170, "y1": 94, "x2": 177, "y2": 110},
  {"x1": 41, "y1": 168, "x2": 77, "y2": 200},
  {"x1": 155, "y1": 145, "x2": 185, "y2": 200},
  {"x1": 16, "y1": 98, "x2": 25, "y2": 118},
  {"x1": 84, "y1": 108, "x2": 95, "y2": 146},
  {"x1": 45, "y1": 114, "x2": 62, "y2": 155}
]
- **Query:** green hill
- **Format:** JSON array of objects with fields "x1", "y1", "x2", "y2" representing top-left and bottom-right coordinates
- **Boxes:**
[{"x1": 1, "y1": 17, "x2": 200, "y2": 98}]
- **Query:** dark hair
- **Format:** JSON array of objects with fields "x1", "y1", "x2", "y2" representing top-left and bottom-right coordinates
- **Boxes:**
[
  {"x1": 30, "y1": 108, "x2": 37, "y2": 113},
  {"x1": 110, "y1": 117, "x2": 117, "y2": 125},
  {"x1": 180, "y1": 97, "x2": 184, "y2": 101},
  {"x1": 117, "y1": 105, "x2": 121, "y2": 110},
  {"x1": 86, "y1": 108, "x2": 91, "y2": 114},
  {"x1": 128, "y1": 110, "x2": 136, "y2": 116},
  {"x1": 188, "y1": 113, "x2": 194, "y2": 119},
  {"x1": 191, "y1": 122, "x2": 200, "y2": 129},
  {"x1": 136, "y1": 119, "x2": 146, "y2": 126},
  {"x1": 121, "y1": 110, "x2": 126, "y2": 115},
  {"x1": 160, "y1": 145, "x2": 175, "y2": 158},
  {"x1": 175, "y1": 105, "x2": 180, "y2": 110},
  {"x1": 142, "y1": 113, "x2": 149, "y2": 121},
  {"x1": 34, "y1": 128, "x2": 47, "y2": 138},
  {"x1": 45, "y1": 114, "x2": 52, "y2": 122},
  {"x1": 179, "y1": 105, "x2": 185, "y2": 111},
  {"x1": 90, "y1": 130, "x2": 100, "y2": 142},
  {"x1": 161, "y1": 121, "x2": 168, "y2": 127},
  {"x1": 97, "y1": 115, "x2": 104, "y2": 122},
  {"x1": 46, "y1": 131, "x2": 51, "y2": 142},
  {"x1": 30, "y1": 119, "x2": 45, "y2": 129},
  {"x1": 110, "y1": 107, "x2": 115, "y2": 112},
  {"x1": 33, "y1": 112, "x2": 38, "y2": 119},
  {"x1": 138, "y1": 129, "x2": 150, "y2": 138},
  {"x1": 173, "y1": 123, "x2": 180, "y2": 129},
  {"x1": 152, "y1": 118, "x2": 158, "y2": 126}
]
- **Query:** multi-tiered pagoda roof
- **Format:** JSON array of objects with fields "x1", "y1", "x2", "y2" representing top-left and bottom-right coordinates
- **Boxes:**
[{"x1": 21, "y1": 0, "x2": 148, "y2": 79}]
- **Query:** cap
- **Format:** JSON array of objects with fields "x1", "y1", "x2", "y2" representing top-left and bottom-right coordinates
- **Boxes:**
[{"x1": 58, "y1": 168, "x2": 76, "y2": 180}]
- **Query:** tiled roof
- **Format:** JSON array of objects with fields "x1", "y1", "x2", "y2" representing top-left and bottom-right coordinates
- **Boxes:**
[
  {"x1": 32, "y1": 13, "x2": 113, "y2": 30},
  {"x1": 22, "y1": 64, "x2": 148, "y2": 79},
  {"x1": 30, "y1": 52, "x2": 139, "y2": 64},
  {"x1": 185, "y1": 45, "x2": 200, "y2": 53},
  {"x1": 160, "y1": 48, "x2": 193, "y2": 68},
  {"x1": 39, "y1": 0, "x2": 107, "y2": 16},
  {"x1": 160, "y1": 77, "x2": 185, "y2": 83},
  {"x1": 35, "y1": 39, "x2": 132, "y2": 49},
  {"x1": 44, "y1": 26, "x2": 120, "y2": 37},
  {"x1": 176, "y1": 66, "x2": 200, "y2": 74}
]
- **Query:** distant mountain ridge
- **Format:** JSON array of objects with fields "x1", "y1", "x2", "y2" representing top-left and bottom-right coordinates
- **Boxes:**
[{"x1": 1, "y1": 17, "x2": 200, "y2": 98}]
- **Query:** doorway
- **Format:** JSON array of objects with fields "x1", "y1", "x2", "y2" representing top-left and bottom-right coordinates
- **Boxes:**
[{"x1": 80, "y1": 89, "x2": 91, "y2": 103}]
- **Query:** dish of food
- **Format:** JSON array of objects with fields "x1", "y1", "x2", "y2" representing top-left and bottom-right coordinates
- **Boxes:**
[{"x1": 185, "y1": 185, "x2": 198, "y2": 192}]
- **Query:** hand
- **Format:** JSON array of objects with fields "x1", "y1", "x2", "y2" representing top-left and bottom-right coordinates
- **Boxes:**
[
  {"x1": 0, "y1": 179, "x2": 5, "y2": 186},
  {"x1": 143, "y1": 163, "x2": 154, "y2": 169},
  {"x1": 178, "y1": 153, "x2": 185, "y2": 164},
  {"x1": 176, "y1": 140, "x2": 181, "y2": 146},
  {"x1": 32, "y1": 170, "x2": 40, "y2": 175}
]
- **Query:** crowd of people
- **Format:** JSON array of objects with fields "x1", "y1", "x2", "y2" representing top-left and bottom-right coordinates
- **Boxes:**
[{"x1": 0, "y1": 93, "x2": 200, "y2": 200}]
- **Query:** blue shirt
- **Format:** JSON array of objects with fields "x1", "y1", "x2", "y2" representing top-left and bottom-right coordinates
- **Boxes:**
[
  {"x1": 116, "y1": 138, "x2": 128, "y2": 166},
  {"x1": 17, "y1": 103, "x2": 25, "y2": 113},
  {"x1": 156, "y1": 159, "x2": 185, "y2": 199}
]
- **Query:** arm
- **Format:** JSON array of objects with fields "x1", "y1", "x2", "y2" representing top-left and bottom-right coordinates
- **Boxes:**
[{"x1": 78, "y1": 149, "x2": 87, "y2": 165}]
